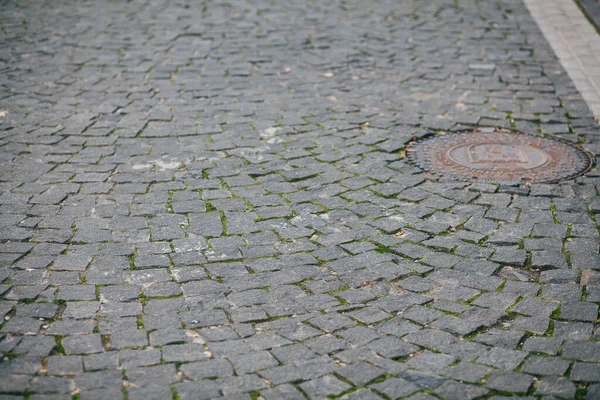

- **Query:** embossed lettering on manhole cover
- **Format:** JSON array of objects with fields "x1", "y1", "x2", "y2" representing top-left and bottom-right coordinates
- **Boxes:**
[{"x1": 406, "y1": 128, "x2": 593, "y2": 184}]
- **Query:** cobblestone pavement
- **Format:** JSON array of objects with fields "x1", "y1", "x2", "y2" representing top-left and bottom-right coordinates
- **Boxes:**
[{"x1": 1, "y1": 0, "x2": 600, "y2": 399}]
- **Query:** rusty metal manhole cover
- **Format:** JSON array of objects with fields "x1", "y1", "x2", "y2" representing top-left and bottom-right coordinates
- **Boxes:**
[{"x1": 407, "y1": 128, "x2": 593, "y2": 184}]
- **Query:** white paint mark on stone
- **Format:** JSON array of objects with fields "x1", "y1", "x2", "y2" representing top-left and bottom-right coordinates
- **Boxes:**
[
  {"x1": 260, "y1": 126, "x2": 282, "y2": 139},
  {"x1": 154, "y1": 160, "x2": 180, "y2": 171},
  {"x1": 132, "y1": 158, "x2": 182, "y2": 171},
  {"x1": 266, "y1": 137, "x2": 283, "y2": 144},
  {"x1": 132, "y1": 163, "x2": 152, "y2": 170},
  {"x1": 185, "y1": 329, "x2": 207, "y2": 345}
]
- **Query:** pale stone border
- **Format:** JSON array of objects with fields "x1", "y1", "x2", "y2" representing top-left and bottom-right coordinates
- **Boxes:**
[{"x1": 523, "y1": 0, "x2": 600, "y2": 120}]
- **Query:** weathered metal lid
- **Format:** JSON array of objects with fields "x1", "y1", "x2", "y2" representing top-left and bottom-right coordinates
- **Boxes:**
[{"x1": 406, "y1": 128, "x2": 593, "y2": 184}]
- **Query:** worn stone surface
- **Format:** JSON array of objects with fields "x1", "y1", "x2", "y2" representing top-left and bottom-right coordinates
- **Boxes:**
[{"x1": 0, "y1": 0, "x2": 599, "y2": 399}]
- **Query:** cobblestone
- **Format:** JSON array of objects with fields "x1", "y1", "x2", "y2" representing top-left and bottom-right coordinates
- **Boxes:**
[{"x1": 0, "y1": 0, "x2": 600, "y2": 398}]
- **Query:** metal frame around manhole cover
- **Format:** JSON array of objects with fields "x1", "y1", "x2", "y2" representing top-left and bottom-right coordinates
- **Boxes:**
[{"x1": 406, "y1": 127, "x2": 594, "y2": 184}]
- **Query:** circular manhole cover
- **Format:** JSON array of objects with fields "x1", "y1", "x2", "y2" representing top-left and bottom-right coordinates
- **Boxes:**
[{"x1": 406, "y1": 128, "x2": 593, "y2": 184}]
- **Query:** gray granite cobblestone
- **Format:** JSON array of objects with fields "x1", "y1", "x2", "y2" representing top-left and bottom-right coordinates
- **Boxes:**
[{"x1": 0, "y1": 0, "x2": 599, "y2": 398}]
